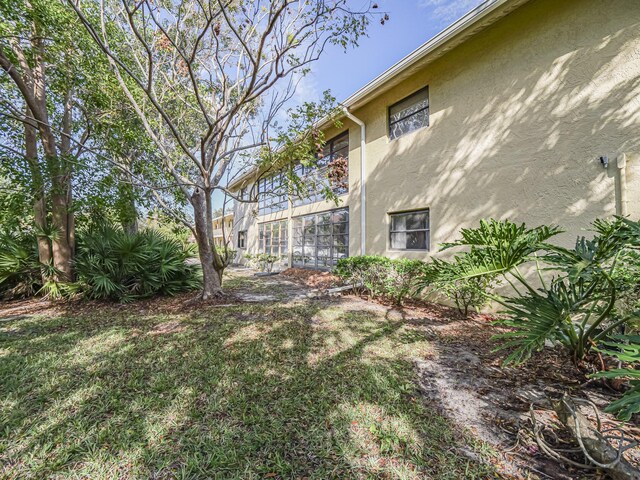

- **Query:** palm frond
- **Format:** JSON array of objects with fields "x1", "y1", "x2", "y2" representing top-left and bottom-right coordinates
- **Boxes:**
[
  {"x1": 493, "y1": 282, "x2": 576, "y2": 365},
  {"x1": 592, "y1": 335, "x2": 640, "y2": 421}
]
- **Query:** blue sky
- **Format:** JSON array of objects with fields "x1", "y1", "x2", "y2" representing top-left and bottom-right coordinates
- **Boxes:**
[{"x1": 301, "y1": 0, "x2": 486, "y2": 104}]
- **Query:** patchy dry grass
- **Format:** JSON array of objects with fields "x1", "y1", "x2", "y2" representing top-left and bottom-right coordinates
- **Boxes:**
[{"x1": 0, "y1": 299, "x2": 497, "y2": 479}]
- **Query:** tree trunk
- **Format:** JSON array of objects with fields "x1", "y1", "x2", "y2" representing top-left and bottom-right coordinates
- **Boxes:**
[
  {"x1": 191, "y1": 187, "x2": 223, "y2": 299},
  {"x1": 32, "y1": 39, "x2": 74, "y2": 282},
  {"x1": 24, "y1": 110, "x2": 51, "y2": 277},
  {"x1": 206, "y1": 191, "x2": 228, "y2": 282},
  {"x1": 61, "y1": 89, "x2": 75, "y2": 261},
  {"x1": 120, "y1": 162, "x2": 138, "y2": 234},
  {"x1": 51, "y1": 182, "x2": 73, "y2": 281}
]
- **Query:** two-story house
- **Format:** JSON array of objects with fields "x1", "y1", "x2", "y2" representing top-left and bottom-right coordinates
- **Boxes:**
[
  {"x1": 212, "y1": 213, "x2": 234, "y2": 249},
  {"x1": 229, "y1": 0, "x2": 640, "y2": 270}
]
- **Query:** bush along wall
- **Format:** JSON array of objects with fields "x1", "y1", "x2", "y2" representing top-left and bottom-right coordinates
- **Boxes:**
[
  {"x1": 335, "y1": 217, "x2": 640, "y2": 420},
  {"x1": 334, "y1": 256, "x2": 426, "y2": 305},
  {"x1": 416, "y1": 217, "x2": 640, "y2": 420},
  {"x1": 333, "y1": 255, "x2": 490, "y2": 313}
]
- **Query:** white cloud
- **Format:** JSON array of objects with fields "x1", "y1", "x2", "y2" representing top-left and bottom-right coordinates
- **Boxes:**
[
  {"x1": 271, "y1": 70, "x2": 321, "y2": 127},
  {"x1": 291, "y1": 71, "x2": 321, "y2": 105},
  {"x1": 418, "y1": 0, "x2": 487, "y2": 23}
]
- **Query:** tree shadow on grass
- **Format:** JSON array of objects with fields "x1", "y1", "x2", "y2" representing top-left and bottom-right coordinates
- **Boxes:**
[{"x1": 0, "y1": 298, "x2": 499, "y2": 479}]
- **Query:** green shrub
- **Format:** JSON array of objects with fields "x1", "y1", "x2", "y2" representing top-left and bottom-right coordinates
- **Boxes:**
[
  {"x1": 243, "y1": 252, "x2": 284, "y2": 272},
  {"x1": 256, "y1": 253, "x2": 279, "y2": 272},
  {"x1": 384, "y1": 258, "x2": 428, "y2": 305},
  {"x1": 214, "y1": 246, "x2": 237, "y2": 268},
  {"x1": 612, "y1": 249, "x2": 640, "y2": 327},
  {"x1": 243, "y1": 252, "x2": 256, "y2": 268},
  {"x1": 75, "y1": 224, "x2": 201, "y2": 301},
  {"x1": 0, "y1": 233, "x2": 45, "y2": 299},
  {"x1": 334, "y1": 256, "x2": 426, "y2": 304},
  {"x1": 418, "y1": 258, "x2": 497, "y2": 317},
  {"x1": 334, "y1": 256, "x2": 391, "y2": 297}
]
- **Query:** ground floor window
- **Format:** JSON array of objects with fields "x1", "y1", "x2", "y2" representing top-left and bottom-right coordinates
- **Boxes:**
[
  {"x1": 293, "y1": 208, "x2": 348, "y2": 268},
  {"x1": 237, "y1": 230, "x2": 247, "y2": 249},
  {"x1": 389, "y1": 209, "x2": 429, "y2": 250},
  {"x1": 258, "y1": 220, "x2": 288, "y2": 263}
]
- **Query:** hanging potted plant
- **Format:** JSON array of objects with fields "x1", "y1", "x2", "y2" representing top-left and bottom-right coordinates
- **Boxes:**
[{"x1": 327, "y1": 155, "x2": 348, "y2": 190}]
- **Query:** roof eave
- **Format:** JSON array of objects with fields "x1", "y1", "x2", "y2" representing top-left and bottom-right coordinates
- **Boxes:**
[
  {"x1": 338, "y1": 0, "x2": 531, "y2": 113},
  {"x1": 227, "y1": 0, "x2": 531, "y2": 190}
]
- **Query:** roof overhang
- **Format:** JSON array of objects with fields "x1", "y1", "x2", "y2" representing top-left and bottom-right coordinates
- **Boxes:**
[
  {"x1": 337, "y1": 0, "x2": 531, "y2": 113},
  {"x1": 228, "y1": 0, "x2": 531, "y2": 190}
]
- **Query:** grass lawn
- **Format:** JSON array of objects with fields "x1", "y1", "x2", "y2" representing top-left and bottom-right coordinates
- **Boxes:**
[{"x1": 0, "y1": 291, "x2": 496, "y2": 479}]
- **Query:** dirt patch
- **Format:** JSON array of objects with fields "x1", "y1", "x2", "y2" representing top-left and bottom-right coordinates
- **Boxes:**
[
  {"x1": 0, "y1": 298, "x2": 66, "y2": 319},
  {"x1": 339, "y1": 294, "x2": 640, "y2": 479},
  {"x1": 147, "y1": 320, "x2": 188, "y2": 335},
  {"x1": 280, "y1": 267, "x2": 342, "y2": 290}
]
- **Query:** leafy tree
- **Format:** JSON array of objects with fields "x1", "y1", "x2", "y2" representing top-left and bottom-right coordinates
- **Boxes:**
[
  {"x1": 1, "y1": 0, "x2": 165, "y2": 286},
  {"x1": 69, "y1": 0, "x2": 382, "y2": 299},
  {"x1": 0, "y1": 0, "x2": 96, "y2": 279}
]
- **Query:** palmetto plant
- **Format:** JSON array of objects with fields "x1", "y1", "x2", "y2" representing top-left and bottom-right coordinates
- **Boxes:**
[
  {"x1": 0, "y1": 234, "x2": 45, "y2": 298},
  {"x1": 75, "y1": 225, "x2": 201, "y2": 301},
  {"x1": 423, "y1": 218, "x2": 640, "y2": 365}
]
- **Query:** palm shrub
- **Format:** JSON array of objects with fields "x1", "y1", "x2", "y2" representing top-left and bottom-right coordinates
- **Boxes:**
[
  {"x1": 75, "y1": 224, "x2": 201, "y2": 301},
  {"x1": 419, "y1": 218, "x2": 640, "y2": 365},
  {"x1": 0, "y1": 233, "x2": 47, "y2": 298},
  {"x1": 592, "y1": 335, "x2": 640, "y2": 421}
]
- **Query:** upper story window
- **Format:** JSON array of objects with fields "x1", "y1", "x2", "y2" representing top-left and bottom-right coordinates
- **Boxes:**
[
  {"x1": 388, "y1": 87, "x2": 429, "y2": 140},
  {"x1": 239, "y1": 186, "x2": 248, "y2": 201},
  {"x1": 389, "y1": 209, "x2": 430, "y2": 251},
  {"x1": 257, "y1": 173, "x2": 288, "y2": 215},
  {"x1": 294, "y1": 131, "x2": 349, "y2": 207},
  {"x1": 237, "y1": 230, "x2": 247, "y2": 249}
]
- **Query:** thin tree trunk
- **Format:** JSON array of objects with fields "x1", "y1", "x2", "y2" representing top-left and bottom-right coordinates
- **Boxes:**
[
  {"x1": 61, "y1": 89, "x2": 75, "y2": 262},
  {"x1": 67, "y1": 176, "x2": 75, "y2": 259},
  {"x1": 206, "y1": 190, "x2": 226, "y2": 283},
  {"x1": 24, "y1": 110, "x2": 51, "y2": 276},
  {"x1": 121, "y1": 158, "x2": 138, "y2": 234},
  {"x1": 192, "y1": 187, "x2": 223, "y2": 299},
  {"x1": 51, "y1": 173, "x2": 73, "y2": 281}
]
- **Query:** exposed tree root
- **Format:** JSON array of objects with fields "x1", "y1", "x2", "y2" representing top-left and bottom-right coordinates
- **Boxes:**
[{"x1": 529, "y1": 394, "x2": 640, "y2": 480}]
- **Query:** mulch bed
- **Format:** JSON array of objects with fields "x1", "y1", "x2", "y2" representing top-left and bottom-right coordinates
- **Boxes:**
[
  {"x1": 0, "y1": 291, "x2": 242, "y2": 319},
  {"x1": 280, "y1": 267, "x2": 343, "y2": 290}
]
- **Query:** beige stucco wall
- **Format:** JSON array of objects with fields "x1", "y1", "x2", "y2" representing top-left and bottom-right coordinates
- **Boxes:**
[
  {"x1": 234, "y1": 0, "x2": 640, "y2": 265},
  {"x1": 354, "y1": 0, "x2": 640, "y2": 259}
]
